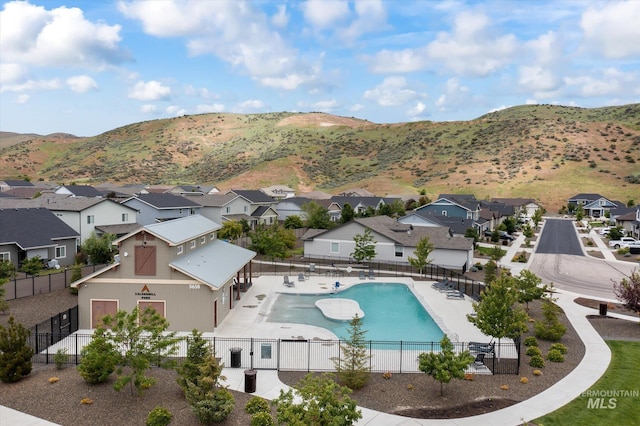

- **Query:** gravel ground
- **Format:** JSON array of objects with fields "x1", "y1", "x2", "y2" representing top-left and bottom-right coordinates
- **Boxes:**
[{"x1": 0, "y1": 292, "x2": 638, "y2": 424}]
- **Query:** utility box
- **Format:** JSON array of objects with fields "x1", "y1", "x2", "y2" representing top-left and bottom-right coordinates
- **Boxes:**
[
  {"x1": 230, "y1": 347, "x2": 242, "y2": 368},
  {"x1": 244, "y1": 369, "x2": 257, "y2": 393}
]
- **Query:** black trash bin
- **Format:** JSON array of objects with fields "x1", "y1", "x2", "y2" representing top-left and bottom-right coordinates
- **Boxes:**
[
  {"x1": 599, "y1": 303, "x2": 607, "y2": 316},
  {"x1": 230, "y1": 347, "x2": 242, "y2": 368},
  {"x1": 244, "y1": 369, "x2": 257, "y2": 393}
]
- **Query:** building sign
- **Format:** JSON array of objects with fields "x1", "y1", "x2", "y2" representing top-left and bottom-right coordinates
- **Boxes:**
[{"x1": 135, "y1": 284, "x2": 156, "y2": 300}]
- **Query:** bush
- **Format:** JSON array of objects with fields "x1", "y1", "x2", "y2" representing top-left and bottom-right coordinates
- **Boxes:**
[
  {"x1": 529, "y1": 355, "x2": 545, "y2": 368},
  {"x1": 0, "y1": 317, "x2": 34, "y2": 383},
  {"x1": 534, "y1": 301, "x2": 567, "y2": 341},
  {"x1": 190, "y1": 388, "x2": 235, "y2": 424},
  {"x1": 245, "y1": 396, "x2": 271, "y2": 415},
  {"x1": 546, "y1": 349, "x2": 565, "y2": 363},
  {"x1": 523, "y1": 336, "x2": 538, "y2": 347},
  {"x1": 54, "y1": 348, "x2": 68, "y2": 370},
  {"x1": 549, "y1": 343, "x2": 568, "y2": 354},
  {"x1": 251, "y1": 411, "x2": 275, "y2": 426},
  {"x1": 77, "y1": 329, "x2": 118, "y2": 384},
  {"x1": 146, "y1": 407, "x2": 172, "y2": 426},
  {"x1": 612, "y1": 270, "x2": 640, "y2": 312},
  {"x1": 526, "y1": 346, "x2": 542, "y2": 357}
]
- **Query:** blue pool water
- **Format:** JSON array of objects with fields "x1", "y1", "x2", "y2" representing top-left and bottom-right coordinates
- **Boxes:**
[{"x1": 266, "y1": 283, "x2": 444, "y2": 342}]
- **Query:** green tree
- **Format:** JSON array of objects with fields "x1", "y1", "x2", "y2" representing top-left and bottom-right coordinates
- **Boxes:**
[
  {"x1": 340, "y1": 203, "x2": 355, "y2": 223},
  {"x1": 0, "y1": 317, "x2": 34, "y2": 383},
  {"x1": 176, "y1": 329, "x2": 211, "y2": 393},
  {"x1": 608, "y1": 226, "x2": 624, "y2": 241},
  {"x1": 388, "y1": 199, "x2": 406, "y2": 218},
  {"x1": 218, "y1": 221, "x2": 243, "y2": 242},
  {"x1": 284, "y1": 215, "x2": 303, "y2": 229},
  {"x1": 532, "y1": 207, "x2": 544, "y2": 228},
  {"x1": 534, "y1": 300, "x2": 567, "y2": 341},
  {"x1": 0, "y1": 260, "x2": 15, "y2": 313},
  {"x1": 20, "y1": 256, "x2": 43, "y2": 276},
  {"x1": 77, "y1": 327, "x2": 119, "y2": 384},
  {"x1": 515, "y1": 270, "x2": 546, "y2": 310},
  {"x1": 483, "y1": 260, "x2": 498, "y2": 285},
  {"x1": 467, "y1": 276, "x2": 529, "y2": 359},
  {"x1": 418, "y1": 335, "x2": 474, "y2": 396},
  {"x1": 333, "y1": 314, "x2": 371, "y2": 390},
  {"x1": 522, "y1": 223, "x2": 534, "y2": 239},
  {"x1": 184, "y1": 352, "x2": 234, "y2": 424},
  {"x1": 302, "y1": 201, "x2": 332, "y2": 229},
  {"x1": 102, "y1": 306, "x2": 180, "y2": 395},
  {"x1": 272, "y1": 373, "x2": 362, "y2": 426},
  {"x1": 502, "y1": 216, "x2": 516, "y2": 234},
  {"x1": 82, "y1": 232, "x2": 116, "y2": 264},
  {"x1": 408, "y1": 236, "x2": 434, "y2": 277},
  {"x1": 464, "y1": 227, "x2": 479, "y2": 244},
  {"x1": 490, "y1": 229, "x2": 500, "y2": 243},
  {"x1": 627, "y1": 199, "x2": 635, "y2": 208},
  {"x1": 249, "y1": 225, "x2": 289, "y2": 259},
  {"x1": 351, "y1": 229, "x2": 376, "y2": 263},
  {"x1": 239, "y1": 218, "x2": 251, "y2": 234},
  {"x1": 574, "y1": 204, "x2": 584, "y2": 222}
]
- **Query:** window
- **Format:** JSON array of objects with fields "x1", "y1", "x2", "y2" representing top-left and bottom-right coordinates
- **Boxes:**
[
  {"x1": 0, "y1": 252, "x2": 9, "y2": 262},
  {"x1": 331, "y1": 242, "x2": 339, "y2": 253},
  {"x1": 201, "y1": 236, "x2": 206, "y2": 244},
  {"x1": 177, "y1": 245, "x2": 184, "y2": 255},
  {"x1": 190, "y1": 240, "x2": 196, "y2": 249},
  {"x1": 394, "y1": 245, "x2": 403, "y2": 258},
  {"x1": 210, "y1": 233, "x2": 215, "y2": 240},
  {"x1": 55, "y1": 246, "x2": 66, "y2": 258},
  {"x1": 243, "y1": 206, "x2": 248, "y2": 212},
  {"x1": 87, "y1": 215, "x2": 95, "y2": 224},
  {"x1": 122, "y1": 213, "x2": 129, "y2": 222},
  {"x1": 226, "y1": 206, "x2": 231, "y2": 213}
]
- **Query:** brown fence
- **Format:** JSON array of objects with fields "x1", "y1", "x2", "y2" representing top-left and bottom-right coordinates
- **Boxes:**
[{"x1": 3, "y1": 264, "x2": 106, "y2": 301}]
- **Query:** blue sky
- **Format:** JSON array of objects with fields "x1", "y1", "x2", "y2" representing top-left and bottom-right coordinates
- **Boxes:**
[{"x1": 1, "y1": 0, "x2": 639, "y2": 137}]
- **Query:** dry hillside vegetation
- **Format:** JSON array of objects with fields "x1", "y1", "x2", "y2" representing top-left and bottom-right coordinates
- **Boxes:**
[{"x1": 1, "y1": 104, "x2": 639, "y2": 210}]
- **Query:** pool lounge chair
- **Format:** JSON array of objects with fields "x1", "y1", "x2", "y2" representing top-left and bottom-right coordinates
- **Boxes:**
[
  {"x1": 473, "y1": 353, "x2": 485, "y2": 367},
  {"x1": 446, "y1": 290, "x2": 465, "y2": 300},
  {"x1": 368, "y1": 269, "x2": 375, "y2": 279},
  {"x1": 468, "y1": 341, "x2": 495, "y2": 354},
  {"x1": 283, "y1": 275, "x2": 294, "y2": 287},
  {"x1": 359, "y1": 270, "x2": 366, "y2": 280},
  {"x1": 438, "y1": 281, "x2": 456, "y2": 293},
  {"x1": 297, "y1": 272, "x2": 306, "y2": 282}
]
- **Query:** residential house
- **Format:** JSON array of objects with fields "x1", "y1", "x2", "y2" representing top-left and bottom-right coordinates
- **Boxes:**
[
  {"x1": 0, "y1": 179, "x2": 34, "y2": 192},
  {"x1": 261, "y1": 185, "x2": 295, "y2": 200},
  {"x1": 337, "y1": 188, "x2": 375, "y2": 197},
  {"x1": 228, "y1": 190, "x2": 279, "y2": 226},
  {"x1": 71, "y1": 215, "x2": 256, "y2": 331},
  {"x1": 122, "y1": 193, "x2": 202, "y2": 225},
  {"x1": 0, "y1": 208, "x2": 79, "y2": 269},
  {"x1": 399, "y1": 209, "x2": 478, "y2": 236},
  {"x1": 303, "y1": 215, "x2": 474, "y2": 272},
  {"x1": 416, "y1": 194, "x2": 481, "y2": 221},
  {"x1": 0, "y1": 194, "x2": 139, "y2": 243},
  {"x1": 55, "y1": 184, "x2": 103, "y2": 198},
  {"x1": 275, "y1": 196, "x2": 314, "y2": 221},
  {"x1": 491, "y1": 198, "x2": 541, "y2": 218},
  {"x1": 182, "y1": 192, "x2": 240, "y2": 224},
  {"x1": 567, "y1": 194, "x2": 623, "y2": 218},
  {"x1": 168, "y1": 185, "x2": 220, "y2": 195},
  {"x1": 613, "y1": 207, "x2": 640, "y2": 238}
]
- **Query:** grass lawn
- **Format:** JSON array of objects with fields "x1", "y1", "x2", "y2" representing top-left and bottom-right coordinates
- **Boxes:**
[
  {"x1": 534, "y1": 340, "x2": 640, "y2": 425},
  {"x1": 475, "y1": 245, "x2": 507, "y2": 258}
]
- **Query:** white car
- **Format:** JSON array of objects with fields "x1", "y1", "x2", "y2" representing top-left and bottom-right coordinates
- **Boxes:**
[{"x1": 599, "y1": 227, "x2": 610, "y2": 235}]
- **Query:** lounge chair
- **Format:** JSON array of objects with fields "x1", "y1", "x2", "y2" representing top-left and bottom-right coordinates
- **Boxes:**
[
  {"x1": 446, "y1": 290, "x2": 465, "y2": 300},
  {"x1": 297, "y1": 272, "x2": 306, "y2": 282},
  {"x1": 368, "y1": 269, "x2": 375, "y2": 279},
  {"x1": 283, "y1": 275, "x2": 294, "y2": 287},
  {"x1": 473, "y1": 353, "x2": 485, "y2": 367},
  {"x1": 359, "y1": 270, "x2": 366, "y2": 280},
  {"x1": 438, "y1": 280, "x2": 456, "y2": 293},
  {"x1": 468, "y1": 341, "x2": 495, "y2": 354}
]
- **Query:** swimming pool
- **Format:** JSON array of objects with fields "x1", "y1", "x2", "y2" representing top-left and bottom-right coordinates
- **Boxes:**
[{"x1": 266, "y1": 283, "x2": 444, "y2": 342}]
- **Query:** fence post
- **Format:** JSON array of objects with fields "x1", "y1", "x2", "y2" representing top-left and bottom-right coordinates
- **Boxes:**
[
  {"x1": 45, "y1": 334, "x2": 49, "y2": 364},
  {"x1": 32, "y1": 275, "x2": 35, "y2": 297}
]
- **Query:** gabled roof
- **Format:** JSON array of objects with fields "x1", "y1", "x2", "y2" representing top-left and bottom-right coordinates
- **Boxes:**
[
  {"x1": 337, "y1": 188, "x2": 375, "y2": 197},
  {"x1": 479, "y1": 200, "x2": 515, "y2": 216},
  {"x1": 0, "y1": 208, "x2": 79, "y2": 250},
  {"x1": 136, "y1": 215, "x2": 221, "y2": 245},
  {"x1": 330, "y1": 196, "x2": 383, "y2": 209},
  {"x1": 407, "y1": 210, "x2": 476, "y2": 234},
  {"x1": 420, "y1": 195, "x2": 479, "y2": 212},
  {"x1": 0, "y1": 194, "x2": 137, "y2": 213},
  {"x1": 299, "y1": 191, "x2": 332, "y2": 200},
  {"x1": 2, "y1": 187, "x2": 43, "y2": 198},
  {"x1": 230, "y1": 189, "x2": 275, "y2": 203},
  {"x1": 1, "y1": 179, "x2": 34, "y2": 187},
  {"x1": 276, "y1": 196, "x2": 313, "y2": 207},
  {"x1": 125, "y1": 193, "x2": 201, "y2": 209},
  {"x1": 59, "y1": 185, "x2": 103, "y2": 197},
  {"x1": 251, "y1": 205, "x2": 277, "y2": 217},
  {"x1": 490, "y1": 198, "x2": 536, "y2": 206},
  {"x1": 567, "y1": 193, "x2": 606, "y2": 202},
  {"x1": 183, "y1": 192, "x2": 237, "y2": 207}
]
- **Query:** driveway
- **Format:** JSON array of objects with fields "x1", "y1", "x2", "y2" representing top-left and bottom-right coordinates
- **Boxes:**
[{"x1": 528, "y1": 218, "x2": 637, "y2": 300}]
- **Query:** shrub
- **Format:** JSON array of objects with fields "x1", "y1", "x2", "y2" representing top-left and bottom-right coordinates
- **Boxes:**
[
  {"x1": 523, "y1": 336, "x2": 538, "y2": 347},
  {"x1": 146, "y1": 407, "x2": 172, "y2": 426},
  {"x1": 77, "y1": 329, "x2": 118, "y2": 384},
  {"x1": 520, "y1": 377, "x2": 529, "y2": 384},
  {"x1": 526, "y1": 346, "x2": 542, "y2": 357},
  {"x1": 0, "y1": 317, "x2": 34, "y2": 383},
  {"x1": 245, "y1": 396, "x2": 270, "y2": 415},
  {"x1": 54, "y1": 348, "x2": 68, "y2": 370},
  {"x1": 190, "y1": 388, "x2": 235, "y2": 424},
  {"x1": 534, "y1": 301, "x2": 567, "y2": 341},
  {"x1": 549, "y1": 343, "x2": 568, "y2": 354},
  {"x1": 546, "y1": 349, "x2": 565, "y2": 363},
  {"x1": 612, "y1": 270, "x2": 640, "y2": 312},
  {"x1": 533, "y1": 369, "x2": 542, "y2": 376},
  {"x1": 529, "y1": 355, "x2": 545, "y2": 368},
  {"x1": 251, "y1": 411, "x2": 275, "y2": 426}
]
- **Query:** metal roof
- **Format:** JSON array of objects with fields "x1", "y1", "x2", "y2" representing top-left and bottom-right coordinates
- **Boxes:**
[
  {"x1": 170, "y1": 240, "x2": 256, "y2": 289},
  {"x1": 144, "y1": 215, "x2": 221, "y2": 245}
]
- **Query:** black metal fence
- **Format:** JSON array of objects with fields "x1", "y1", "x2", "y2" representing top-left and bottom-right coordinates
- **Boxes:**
[
  {"x1": 30, "y1": 333, "x2": 520, "y2": 375},
  {"x1": 29, "y1": 305, "x2": 79, "y2": 354},
  {"x1": 2, "y1": 264, "x2": 106, "y2": 301},
  {"x1": 250, "y1": 255, "x2": 485, "y2": 300}
]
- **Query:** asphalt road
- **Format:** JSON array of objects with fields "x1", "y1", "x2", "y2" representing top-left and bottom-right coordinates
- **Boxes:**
[{"x1": 528, "y1": 218, "x2": 637, "y2": 300}]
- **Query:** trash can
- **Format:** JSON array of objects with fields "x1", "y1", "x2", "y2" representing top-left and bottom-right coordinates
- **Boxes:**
[
  {"x1": 599, "y1": 303, "x2": 607, "y2": 316},
  {"x1": 230, "y1": 347, "x2": 242, "y2": 368},
  {"x1": 244, "y1": 369, "x2": 257, "y2": 393}
]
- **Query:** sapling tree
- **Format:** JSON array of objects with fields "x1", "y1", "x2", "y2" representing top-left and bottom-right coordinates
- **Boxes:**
[
  {"x1": 82, "y1": 232, "x2": 116, "y2": 264},
  {"x1": 418, "y1": 335, "x2": 474, "y2": 396},
  {"x1": 218, "y1": 221, "x2": 243, "y2": 242},
  {"x1": 184, "y1": 352, "x2": 234, "y2": 424},
  {"x1": 351, "y1": 229, "x2": 376, "y2": 263},
  {"x1": 333, "y1": 314, "x2": 371, "y2": 390},
  {"x1": 515, "y1": 270, "x2": 546, "y2": 310},
  {"x1": 340, "y1": 203, "x2": 355, "y2": 223},
  {"x1": 408, "y1": 236, "x2": 434, "y2": 278},
  {"x1": 0, "y1": 317, "x2": 34, "y2": 383}
]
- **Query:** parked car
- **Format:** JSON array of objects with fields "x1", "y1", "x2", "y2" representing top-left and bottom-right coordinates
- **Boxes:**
[
  {"x1": 609, "y1": 237, "x2": 638, "y2": 249},
  {"x1": 499, "y1": 231, "x2": 514, "y2": 241},
  {"x1": 598, "y1": 227, "x2": 611, "y2": 235}
]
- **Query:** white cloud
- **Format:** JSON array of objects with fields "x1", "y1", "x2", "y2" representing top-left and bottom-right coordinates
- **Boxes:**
[
  {"x1": 141, "y1": 104, "x2": 157, "y2": 113},
  {"x1": 488, "y1": 105, "x2": 510, "y2": 114},
  {"x1": 339, "y1": 0, "x2": 387, "y2": 41},
  {"x1": 518, "y1": 66, "x2": 562, "y2": 95},
  {"x1": 128, "y1": 80, "x2": 171, "y2": 101},
  {"x1": 196, "y1": 103, "x2": 225, "y2": 113},
  {"x1": 350, "y1": 103, "x2": 364, "y2": 112},
  {"x1": 434, "y1": 78, "x2": 470, "y2": 111},
  {"x1": 0, "y1": 78, "x2": 62, "y2": 93},
  {"x1": 0, "y1": 1, "x2": 126, "y2": 68},
  {"x1": 66, "y1": 75, "x2": 98, "y2": 93},
  {"x1": 166, "y1": 105, "x2": 186, "y2": 116},
  {"x1": 369, "y1": 48, "x2": 429, "y2": 73},
  {"x1": 0, "y1": 63, "x2": 28, "y2": 85},
  {"x1": 564, "y1": 68, "x2": 640, "y2": 97},
  {"x1": 184, "y1": 85, "x2": 211, "y2": 99},
  {"x1": 363, "y1": 76, "x2": 424, "y2": 106},
  {"x1": 271, "y1": 4, "x2": 289, "y2": 28},
  {"x1": 525, "y1": 99, "x2": 539, "y2": 105},
  {"x1": 310, "y1": 99, "x2": 339, "y2": 111},
  {"x1": 407, "y1": 101, "x2": 426, "y2": 117},
  {"x1": 233, "y1": 99, "x2": 264, "y2": 113},
  {"x1": 301, "y1": 0, "x2": 350, "y2": 30},
  {"x1": 580, "y1": 1, "x2": 640, "y2": 58},
  {"x1": 526, "y1": 31, "x2": 563, "y2": 67}
]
